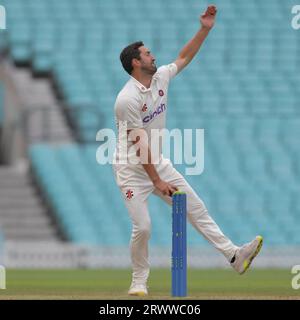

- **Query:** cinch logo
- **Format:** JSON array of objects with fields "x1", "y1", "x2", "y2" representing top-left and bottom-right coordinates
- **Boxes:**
[
  {"x1": 143, "y1": 103, "x2": 166, "y2": 123},
  {"x1": 0, "y1": 5, "x2": 6, "y2": 30}
]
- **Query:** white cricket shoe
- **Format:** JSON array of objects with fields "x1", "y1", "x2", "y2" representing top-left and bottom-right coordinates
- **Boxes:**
[
  {"x1": 231, "y1": 235, "x2": 263, "y2": 275},
  {"x1": 128, "y1": 283, "x2": 148, "y2": 297}
]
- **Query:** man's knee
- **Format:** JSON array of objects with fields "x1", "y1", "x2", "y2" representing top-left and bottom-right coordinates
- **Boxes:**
[
  {"x1": 187, "y1": 198, "x2": 208, "y2": 218},
  {"x1": 133, "y1": 220, "x2": 151, "y2": 239}
]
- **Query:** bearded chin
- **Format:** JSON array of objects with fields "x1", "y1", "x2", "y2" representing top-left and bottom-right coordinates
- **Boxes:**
[{"x1": 142, "y1": 65, "x2": 157, "y2": 75}]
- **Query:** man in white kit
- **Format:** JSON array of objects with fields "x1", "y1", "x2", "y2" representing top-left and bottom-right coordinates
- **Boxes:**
[{"x1": 113, "y1": 5, "x2": 263, "y2": 296}]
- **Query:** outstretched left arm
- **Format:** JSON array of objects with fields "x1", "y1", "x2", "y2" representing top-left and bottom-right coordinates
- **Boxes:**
[{"x1": 174, "y1": 5, "x2": 217, "y2": 73}]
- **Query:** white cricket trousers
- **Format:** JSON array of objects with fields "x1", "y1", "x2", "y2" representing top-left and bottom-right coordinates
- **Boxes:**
[{"x1": 113, "y1": 159, "x2": 238, "y2": 285}]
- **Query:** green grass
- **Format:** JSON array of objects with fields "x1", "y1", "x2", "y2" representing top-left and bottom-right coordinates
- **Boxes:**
[{"x1": 0, "y1": 269, "x2": 299, "y2": 300}]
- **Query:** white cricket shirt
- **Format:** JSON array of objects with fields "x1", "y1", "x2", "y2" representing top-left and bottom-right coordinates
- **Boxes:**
[{"x1": 113, "y1": 63, "x2": 178, "y2": 187}]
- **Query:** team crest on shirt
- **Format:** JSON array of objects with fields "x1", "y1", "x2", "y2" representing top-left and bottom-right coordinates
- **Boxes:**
[
  {"x1": 142, "y1": 104, "x2": 148, "y2": 112},
  {"x1": 125, "y1": 189, "x2": 134, "y2": 200},
  {"x1": 159, "y1": 89, "x2": 164, "y2": 97}
]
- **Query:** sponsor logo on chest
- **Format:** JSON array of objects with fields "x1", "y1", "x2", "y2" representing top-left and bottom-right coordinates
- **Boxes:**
[
  {"x1": 142, "y1": 103, "x2": 166, "y2": 123},
  {"x1": 142, "y1": 88, "x2": 167, "y2": 123}
]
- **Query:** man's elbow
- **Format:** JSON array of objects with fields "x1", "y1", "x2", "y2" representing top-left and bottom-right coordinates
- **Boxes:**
[{"x1": 175, "y1": 57, "x2": 189, "y2": 73}]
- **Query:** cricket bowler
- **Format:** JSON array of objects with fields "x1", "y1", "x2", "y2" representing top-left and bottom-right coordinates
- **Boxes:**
[{"x1": 113, "y1": 5, "x2": 263, "y2": 296}]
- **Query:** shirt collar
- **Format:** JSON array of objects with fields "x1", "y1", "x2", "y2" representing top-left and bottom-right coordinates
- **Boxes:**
[{"x1": 130, "y1": 74, "x2": 158, "y2": 93}]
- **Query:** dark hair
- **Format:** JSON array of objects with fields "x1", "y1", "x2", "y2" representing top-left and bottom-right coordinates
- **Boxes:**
[{"x1": 120, "y1": 41, "x2": 144, "y2": 75}]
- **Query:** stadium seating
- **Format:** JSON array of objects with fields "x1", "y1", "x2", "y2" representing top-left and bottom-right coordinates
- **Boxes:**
[
  {"x1": 29, "y1": 113, "x2": 300, "y2": 246},
  {"x1": 1, "y1": 0, "x2": 299, "y2": 246},
  {"x1": 2, "y1": 0, "x2": 299, "y2": 122}
]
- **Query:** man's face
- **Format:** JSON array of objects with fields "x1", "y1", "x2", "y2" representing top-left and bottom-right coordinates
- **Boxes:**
[{"x1": 138, "y1": 46, "x2": 157, "y2": 75}]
